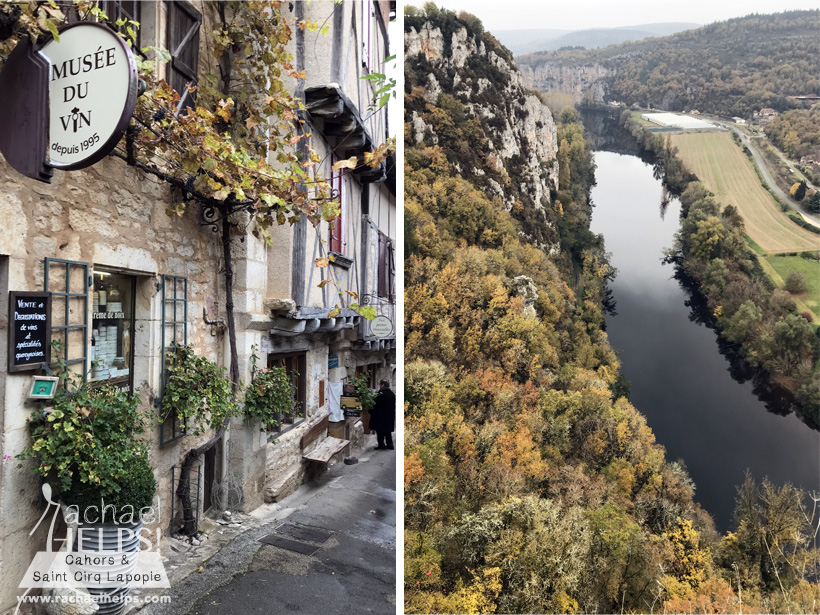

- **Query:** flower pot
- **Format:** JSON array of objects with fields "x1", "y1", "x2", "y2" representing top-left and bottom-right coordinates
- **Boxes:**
[{"x1": 73, "y1": 520, "x2": 143, "y2": 615}]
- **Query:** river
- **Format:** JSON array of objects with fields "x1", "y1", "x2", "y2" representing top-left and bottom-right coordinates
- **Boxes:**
[{"x1": 589, "y1": 149, "x2": 820, "y2": 532}]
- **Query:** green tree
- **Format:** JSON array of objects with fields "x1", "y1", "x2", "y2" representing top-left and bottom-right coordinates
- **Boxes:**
[
  {"x1": 784, "y1": 271, "x2": 808, "y2": 294},
  {"x1": 806, "y1": 190, "x2": 820, "y2": 213},
  {"x1": 794, "y1": 180, "x2": 808, "y2": 201},
  {"x1": 725, "y1": 300, "x2": 764, "y2": 347},
  {"x1": 691, "y1": 216, "x2": 727, "y2": 261},
  {"x1": 703, "y1": 258, "x2": 729, "y2": 294},
  {"x1": 764, "y1": 313, "x2": 817, "y2": 374}
]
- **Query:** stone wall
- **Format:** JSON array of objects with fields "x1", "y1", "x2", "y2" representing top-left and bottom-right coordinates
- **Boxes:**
[
  {"x1": 0, "y1": 152, "x2": 248, "y2": 612},
  {"x1": 264, "y1": 423, "x2": 311, "y2": 502}
]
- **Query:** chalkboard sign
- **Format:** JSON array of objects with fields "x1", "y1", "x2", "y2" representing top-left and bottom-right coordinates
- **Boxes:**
[{"x1": 9, "y1": 291, "x2": 52, "y2": 372}]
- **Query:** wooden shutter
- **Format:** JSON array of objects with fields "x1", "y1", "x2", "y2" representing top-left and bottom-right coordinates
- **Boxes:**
[
  {"x1": 387, "y1": 238, "x2": 395, "y2": 301},
  {"x1": 167, "y1": 1, "x2": 201, "y2": 110},
  {"x1": 376, "y1": 232, "x2": 395, "y2": 301},
  {"x1": 330, "y1": 156, "x2": 345, "y2": 254},
  {"x1": 378, "y1": 231, "x2": 388, "y2": 298}
]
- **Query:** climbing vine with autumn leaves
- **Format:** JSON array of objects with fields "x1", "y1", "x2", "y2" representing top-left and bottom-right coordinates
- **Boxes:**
[
  {"x1": 0, "y1": 0, "x2": 393, "y2": 316},
  {"x1": 0, "y1": 0, "x2": 394, "y2": 535}
]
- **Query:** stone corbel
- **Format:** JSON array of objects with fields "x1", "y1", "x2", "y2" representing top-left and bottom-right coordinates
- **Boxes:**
[{"x1": 270, "y1": 318, "x2": 306, "y2": 337}]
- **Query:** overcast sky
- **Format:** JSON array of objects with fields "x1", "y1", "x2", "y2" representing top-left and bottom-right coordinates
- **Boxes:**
[{"x1": 406, "y1": 1, "x2": 819, "y2": 32}]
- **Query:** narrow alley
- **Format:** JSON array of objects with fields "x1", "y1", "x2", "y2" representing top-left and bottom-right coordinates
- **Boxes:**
[{"x1": 142, "y1": 446, "x2": 396, "y2": 615}]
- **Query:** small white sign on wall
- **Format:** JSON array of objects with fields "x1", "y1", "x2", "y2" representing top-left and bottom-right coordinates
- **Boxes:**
[{"x1": 369, "y1": 315, "x2": 393, "y2": 338}]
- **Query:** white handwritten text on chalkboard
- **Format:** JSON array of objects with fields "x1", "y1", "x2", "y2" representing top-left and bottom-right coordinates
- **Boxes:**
[{"x1": 9, "y1": 292, "x2": 52, "y2": 372}]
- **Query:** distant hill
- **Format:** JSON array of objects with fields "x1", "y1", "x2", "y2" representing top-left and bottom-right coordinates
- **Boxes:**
[
  {"x1": 491, "y1": 28, "x2": 571, "y2": 54},
  {"x1": 494, "y1": 22, "x2": 700, "y2": 55},
  {"x1": 517, "y1": 10, "x2": 820, "y2": 117}
]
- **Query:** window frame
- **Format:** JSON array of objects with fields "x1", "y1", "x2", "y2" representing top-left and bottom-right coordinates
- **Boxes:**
[
  {"x1": 360, "y1": 0, "x2": 375, "y2": 72},
  {"x1": 329, "y1": 154, "x2": 347, "y2": 255},
  {"x1": 100, "y1": 1, "x2": 142, "y2": 49},
  {"x1": 166, "y1": 0, "x2": 202, "y2": 111},
  {"x1": 90, "y1": 268, "x2": 137, "y2": 393},
  {"x1": 266, "y1": 351, "x2": 307, "y2": 436},
  {"x1": 43, "y1": 258, "x2": 90, "y2": 382},
  {"x1": 159, "y1": 275, "x2": 188, "y2": 446}
]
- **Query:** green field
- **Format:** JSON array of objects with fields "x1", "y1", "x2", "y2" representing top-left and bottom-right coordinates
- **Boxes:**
[
  {"x1": 670, "y1": 131, "x2": 819, "y2": 253},
  {"x1": 759, "y1": 254, "x2": 820, "y2": 323},
  {"x1": 630, "y1": 110, "x2": 656, "y2": 127}
]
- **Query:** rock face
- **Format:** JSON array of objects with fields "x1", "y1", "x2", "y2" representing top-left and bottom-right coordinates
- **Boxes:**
[
  {"x1": 405, "y1": 21, "x2": 559, "y2": 228},
  {"x1": 509, "y1": 275, "x2": 539, "y2": 317},
  {"x1": 519, "y1": 62, "x2": 612, "y2": 104}
]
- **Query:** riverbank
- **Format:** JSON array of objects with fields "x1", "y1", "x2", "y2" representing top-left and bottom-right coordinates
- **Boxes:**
[
  {"x1": 589, "y1": 151, "x2": 820, "y2": 532},
  {"x1": 620, "y1": 110, "x2": 819, "y2": 425}
]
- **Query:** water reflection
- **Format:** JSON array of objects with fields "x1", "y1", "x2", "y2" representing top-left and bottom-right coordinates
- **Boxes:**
[
  {"x1": 672, "y1": 263, "x2": 809, "y2": 425},
  {"x1": 589, "y1": 150, "x2": 820, "y2": 532}
]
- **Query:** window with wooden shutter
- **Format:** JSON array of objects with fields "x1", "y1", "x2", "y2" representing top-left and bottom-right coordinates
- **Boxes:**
[
  {"x1": 377, "y1": 231, "x2": 395, "y2": 301},
  {"x1": 167, "y1": 0, "x2": 201, "y2": 110},
  {"x1": 330, "y1": 155, "x2": 346, "y2": 254},
  {"x1": 101, "y1": 1, "x2": 141, "y2": 48},
  {"x1": 387, "y1": 238, "x2": 395, "y2": 301}
]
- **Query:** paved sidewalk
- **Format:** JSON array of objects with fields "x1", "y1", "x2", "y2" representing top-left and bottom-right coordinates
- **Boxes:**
[{"x1": 136, "y1": 437, "x2": 396, "y2": 615}]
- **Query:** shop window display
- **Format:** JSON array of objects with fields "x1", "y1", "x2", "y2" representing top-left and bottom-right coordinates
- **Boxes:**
[{"x1": 91, "y1": 270, "x2": 135, "y2": 389}]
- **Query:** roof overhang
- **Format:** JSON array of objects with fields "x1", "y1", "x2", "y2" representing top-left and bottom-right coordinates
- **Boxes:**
[{"x1": 304, "y1": 84, "x2": 388, "y2": 185}]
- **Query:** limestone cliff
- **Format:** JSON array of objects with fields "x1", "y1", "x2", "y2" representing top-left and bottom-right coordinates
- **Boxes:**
[
  {"x1": 405, "y1": 17, "x2": 560, "y2": 249},
  {"x1": 519, "y1": 62, "x2": 612, "y2": 104}
]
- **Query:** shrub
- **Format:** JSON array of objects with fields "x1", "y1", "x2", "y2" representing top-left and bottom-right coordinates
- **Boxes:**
[
  {"x1": 243, "y1": 366, "x2": 296, "y2": 431},
  {"x1": 352, "y1": 373, "x2": 376, "y2": 412},
  {"x1": 19, "y1": 341, "x2": 155, "y2": 519},
  {"x1": 243, "y1": 345, "x2": 297, "y2": 431},
  {"x1": 21, "y1": 383, "x2": 148, "y2": 495},
  {"x1": 785, "y1": 271, "x2": 808, "y2": 294},
  {"x1": 162, "y1": 345, "x2": 238, "y2": 436},
  {"x1": 66, "y1": 450, "x2": 156, "y2": 520}
]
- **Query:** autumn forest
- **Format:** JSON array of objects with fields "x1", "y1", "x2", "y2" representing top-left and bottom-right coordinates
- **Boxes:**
[{"x1": 404, "y1": 5, "x2": 820, "y2": 614}]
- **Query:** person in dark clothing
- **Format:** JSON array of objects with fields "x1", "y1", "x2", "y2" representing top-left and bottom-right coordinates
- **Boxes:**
[{"x1": 369, "y1": 379, "x2": 395, "y2": 450}]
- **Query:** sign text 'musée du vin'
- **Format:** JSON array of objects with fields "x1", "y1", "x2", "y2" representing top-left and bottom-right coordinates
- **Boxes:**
[{"x1": 9, "y1": 292, "x2": 52, "y2": 373}]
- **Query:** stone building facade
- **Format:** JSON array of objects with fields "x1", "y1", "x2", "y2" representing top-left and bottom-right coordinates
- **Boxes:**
[{"x1": 0, "y1": 1, "x2": 395, "y2": 611}]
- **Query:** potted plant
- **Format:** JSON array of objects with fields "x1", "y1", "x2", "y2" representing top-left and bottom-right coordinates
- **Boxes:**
[
  {"x1": 20, "y1": 345, "x2": 156, "y2": 614},
  {"x1": 351, "y1": 372, "x2": 376, "y2": 433},
  {"x1": 351, "y1": 373, "x2": 376, "y2": 413},
  {"x1": 244, "y1": 347, "x2": 297, "y2": 433}
]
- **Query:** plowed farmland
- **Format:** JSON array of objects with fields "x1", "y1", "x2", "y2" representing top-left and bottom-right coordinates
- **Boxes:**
[{"x1": 670, "y1": 131, "x2": 819, "y2": 252}]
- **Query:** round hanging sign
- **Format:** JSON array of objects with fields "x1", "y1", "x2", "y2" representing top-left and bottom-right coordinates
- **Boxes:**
[
  {"x1": 369, "y1": 315, "x2": 393, "y2": 338},
  {"x1": 38, "y1": 22, "x2": 138, "y2": 170}
]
